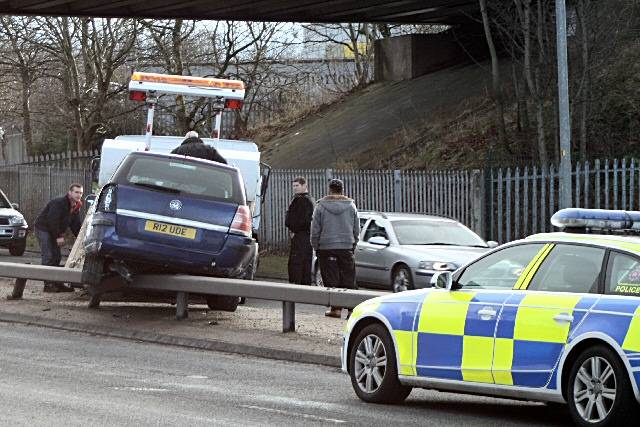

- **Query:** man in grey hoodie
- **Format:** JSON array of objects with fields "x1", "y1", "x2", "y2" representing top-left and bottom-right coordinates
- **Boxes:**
[{"x1": 311, "y1": 178, "x2": 360, "y2": 318}]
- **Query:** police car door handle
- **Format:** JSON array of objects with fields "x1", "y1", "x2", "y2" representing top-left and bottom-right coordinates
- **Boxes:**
[
  {"x1": 553, "y1": 313, "x2": 574, "y2": 323},
  {"x1": 478, "y1": 307, "x2": 497, "y2": 320}
]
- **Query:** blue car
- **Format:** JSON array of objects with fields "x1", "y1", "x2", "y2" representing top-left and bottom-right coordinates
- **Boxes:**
[{"x1": 83, "y1": 151, "x2": 257, "y2": 311}]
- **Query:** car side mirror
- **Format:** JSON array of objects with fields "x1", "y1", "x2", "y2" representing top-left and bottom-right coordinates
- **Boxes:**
[
  {"x1": 10, "y1": 202, "x2": 19, "y2": 210},
  {"x1": 431, "y1": 271, "x2": 453, "y2": 290},
  {"x1": 487, "y1": 241, "x2": 499, "y2": 248},
  {"x1": 368, "y1": 236, "x2": 390, "y2": 246},
  {"x1": 85, "y1": 194, "x2": 97, "y2": 206}
]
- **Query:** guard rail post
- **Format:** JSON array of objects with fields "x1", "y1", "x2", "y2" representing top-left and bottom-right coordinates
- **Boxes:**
[
  {"x1": 282, "y1": 301, "x2": 295, "y2": 332},
  {"x1": 176, "y1": 292, "x2": 188, "y2": 320},
  {"x1": 7, "y1": 278, "x2": 26, "y2": 300}
]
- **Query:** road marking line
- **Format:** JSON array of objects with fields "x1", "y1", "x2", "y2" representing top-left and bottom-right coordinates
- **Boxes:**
[
  {"x1": 239, "y1": 404, "x2": 346, "y2": 424},
  {"x1": 112, "y1": 386, "x2": 169, "y2": 392}
]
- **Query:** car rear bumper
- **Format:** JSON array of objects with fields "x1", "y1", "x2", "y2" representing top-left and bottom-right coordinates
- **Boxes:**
[{"x1": 86, "y1": 221, "x2": 254, "y2": 277}]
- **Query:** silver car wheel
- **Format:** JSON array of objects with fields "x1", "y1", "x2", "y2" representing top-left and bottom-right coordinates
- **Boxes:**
[
  {"x1": 573, "y1": 356, "x2": 617, "y2": 423},
  {"x1": 354, "y1": 334, "x2": 387, "y2": 394},
  {"x1": 392, "y1": 269, "x2": 409, "y2": 293}
]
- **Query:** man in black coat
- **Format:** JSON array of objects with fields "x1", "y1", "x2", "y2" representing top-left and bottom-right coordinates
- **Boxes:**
[
  {"x1": 34, "y1": 183, "x2": 84, "y2": 292},
  {"x1": 171, "y1": 133, "x2": 227, "y2": 164},
  {"x1": 285, "y1": 177, "x2": 315, "y2": 285}
]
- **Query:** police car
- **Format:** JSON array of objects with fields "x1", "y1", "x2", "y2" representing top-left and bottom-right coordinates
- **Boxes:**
[{"x1": 343, "y1": 208, "x2": 640, "y2": 426}]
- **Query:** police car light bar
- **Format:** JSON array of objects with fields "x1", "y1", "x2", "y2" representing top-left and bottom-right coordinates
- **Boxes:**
[
  {"x1": 128, "y1": 72, "x2": 245, "y2": 105},
  {"x1": 551, "y1": 208, "x2": 640, "y2": 231}
]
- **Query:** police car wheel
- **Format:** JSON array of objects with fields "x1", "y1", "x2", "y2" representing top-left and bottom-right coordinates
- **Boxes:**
[
  {"x1": 391, "y1": 266, "x2": 413, "y2": 293},
  {"x1": 206, "y1": 295, "x2": 239, "y2": 312},
  {"x1": 349, "y1": 323, "x2": 412, "y2": 404},
  {"x1": 567, "y1": 345, "x2": 637, "y2": 427}
]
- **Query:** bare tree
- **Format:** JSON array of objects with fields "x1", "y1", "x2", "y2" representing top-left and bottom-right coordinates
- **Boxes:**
[
  {"x1": 0, "y1": 17, "x2": 51, "y2": 155},
  {"x1": 38, "y1": 17, "x2": 138, "y2": 151},
  {"x1": 479, "y1": 0, "x2": 507, "y2": 148},
  {"x1": 301, "y1": 23, "x2": 380, "y2": 90}
]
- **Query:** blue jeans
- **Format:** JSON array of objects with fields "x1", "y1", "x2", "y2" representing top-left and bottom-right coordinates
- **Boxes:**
[{"x1": 35, "y1": 228, "x2": 61, "y2": 285}]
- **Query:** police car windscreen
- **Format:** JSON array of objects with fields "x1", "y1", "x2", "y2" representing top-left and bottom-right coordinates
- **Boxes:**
[
  {"x1": 114, "y1": 155, "x2": 244, "y2": 204},
  {"x1": 392, "y1": 220, "x2": 487, "y2": 247}
]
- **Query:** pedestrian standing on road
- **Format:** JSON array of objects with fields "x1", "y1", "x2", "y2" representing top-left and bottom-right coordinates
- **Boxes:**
[
  {"x1": 285, "y1": 177, "x2": 315, "y2": 285},
  {"x1": 34, "y1": 183, "x2": 84, "y2": 292},
  {"x1": 311, "y1": 179, "x2": 360, "y2": 318}
]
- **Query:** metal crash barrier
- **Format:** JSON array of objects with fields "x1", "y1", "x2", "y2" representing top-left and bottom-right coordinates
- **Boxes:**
[{"x1": 0, "y1": 262, "x2": 384, "y2": 332}]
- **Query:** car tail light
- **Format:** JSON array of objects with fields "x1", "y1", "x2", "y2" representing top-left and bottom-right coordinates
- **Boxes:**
[
  {"x1": 98, "y1": 184, "x2": 117, "y2": 213},
  {"x1": 129, "y1": 90, "x2": 147, "y2": 102},
  {"x1": 224, "y1": 99, "x2": 243, "y2": 110},
  {"x1": 229, "y1": 205, "x2": 252, "y2": 237}
]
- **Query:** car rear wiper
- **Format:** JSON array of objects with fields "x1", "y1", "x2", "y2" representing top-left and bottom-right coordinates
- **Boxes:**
[{"x1": 133, "y1": 182, "x2": 180, "y2": 194}]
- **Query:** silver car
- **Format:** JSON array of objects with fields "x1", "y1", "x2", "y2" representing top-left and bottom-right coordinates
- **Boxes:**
[{"x1": 313, "y1": 212, "x2": 497, "y2": 292}]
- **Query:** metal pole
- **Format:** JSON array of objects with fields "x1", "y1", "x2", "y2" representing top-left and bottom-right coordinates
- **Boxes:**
[
  {"x1": 144, "y1": 97, "x2": 156, "y2": 151},
  {"x1": 7, "y1": 278, "x2": 26, "y2": 300},
  {"x1": 176, "y1": 291, "x2": 188, "y2": 320},
  {"x1": 213, "y1": 112, "x2": 222, "y2": 140},
  {"x1": 282, "y1": 301, "x2": 295, "y2": 332},
  {"x1": 556, "y1": 0, "x2": 572, "y2": 209}
]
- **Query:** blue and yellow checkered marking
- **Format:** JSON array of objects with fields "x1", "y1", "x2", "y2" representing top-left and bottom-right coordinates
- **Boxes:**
[
  {"x1": 415, "y1": 290, "x2": 498, "y2": 383},
  {"x1": 351, "y1": 286, "x2": 640, "y2": 392},
  {"x1": 622, "y1": 306, "x2": 640, "y2": 353}
]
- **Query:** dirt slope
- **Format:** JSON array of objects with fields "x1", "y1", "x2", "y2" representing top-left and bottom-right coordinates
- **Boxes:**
[{"x1": 261, "y1": 62, "x2": 493, "y2": 169}]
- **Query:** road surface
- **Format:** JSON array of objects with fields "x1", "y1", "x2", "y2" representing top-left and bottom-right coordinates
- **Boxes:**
[{"x1": 0, "y1": 324, "x2": 570, "y2": 426}]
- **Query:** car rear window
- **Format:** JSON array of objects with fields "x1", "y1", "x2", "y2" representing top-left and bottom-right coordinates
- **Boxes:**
[{"x1": 113, "y1": 155, "x2": 245, "y2": 204}]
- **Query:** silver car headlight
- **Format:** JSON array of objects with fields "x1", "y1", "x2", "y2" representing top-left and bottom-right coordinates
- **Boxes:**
[
  {"x1": 418, "y1": 261, "x2": 456, "y2": 271},
  {"x1": 9, "y1": 216, "x2": 26, "y2": 226}
]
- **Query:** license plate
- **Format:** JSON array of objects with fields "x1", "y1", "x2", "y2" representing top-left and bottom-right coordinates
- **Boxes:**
[{"x1": 144, "y1": 221, "x2": 196, "y2": 239}]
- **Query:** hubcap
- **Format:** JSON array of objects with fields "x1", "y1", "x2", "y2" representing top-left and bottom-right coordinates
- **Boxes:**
[
  {"x1": 393, "y1": 270, "x2": 409, "y2": 293},
  {"x1": 573, "y1": 356, "x2": 617, "y2": 423},
  {"x1": 354, "y1": 334, "x2": 387, "y2": 393}
]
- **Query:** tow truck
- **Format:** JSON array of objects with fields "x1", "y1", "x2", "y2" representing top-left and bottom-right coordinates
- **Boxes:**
[{"x1": 71, "y1": 72, "x2": 270, "y2": 311}]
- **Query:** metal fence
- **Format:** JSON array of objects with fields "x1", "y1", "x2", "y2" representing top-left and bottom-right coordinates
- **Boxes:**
[
  {"x1": 488, "y1": 158, "x2": 640, "y2": 243},
  {"x1": 0, "y1": 148, "x2": 99, "y2": 169},
  {"x1": 6, "y1": 159, "x2": 639, "y2": 253},
  {"x1": 0, "y1": 165, "x2": 93, "y2": 226},
  {"x1": 259, "y1": 169, "x2": 482, "y2": 253}
]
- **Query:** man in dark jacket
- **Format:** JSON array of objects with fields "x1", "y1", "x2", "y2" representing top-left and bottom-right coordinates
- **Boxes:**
[
  {"x1": 311, "y1": 179, "x2": 360, "y2": 317},
  {"x1": 285, "y1": 177, "x2": 315, "y2": 285},
  {"x1": 171, "y1": 133, "x2": 227, "y2": 164},
  {"x1": 34, "y1": 183, "x2": 84, "y2": 292}
]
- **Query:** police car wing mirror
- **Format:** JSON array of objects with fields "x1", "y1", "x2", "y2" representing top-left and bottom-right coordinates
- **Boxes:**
[
  {"x1": 85, "y1": 194, "x2": 97, "y2": 207},
  {"x1": 431, "y1": 271, "x2": 453, "y2": 290},
  {"x1": 487, "y1": 241, "x2": 499, "y2": 248},
  {"x1": 368, "y1": 236, "x2": 390, "y2": 246},
  {"x1": 10, "y1": 202, "x2": 19, "y2": 210}
]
